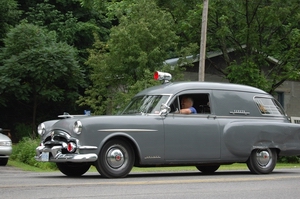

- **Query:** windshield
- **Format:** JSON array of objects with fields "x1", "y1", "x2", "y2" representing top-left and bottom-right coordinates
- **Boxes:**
[{"x1": 121, "y1": 95, "x2": 171, "y2": 115}]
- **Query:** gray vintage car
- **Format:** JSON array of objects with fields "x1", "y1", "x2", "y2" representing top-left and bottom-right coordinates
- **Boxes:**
[{"x1": 35, "y1": 71, "x2": 300, "y2": 178}]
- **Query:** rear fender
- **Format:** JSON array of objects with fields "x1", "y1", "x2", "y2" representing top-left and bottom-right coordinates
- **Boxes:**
[{"x1": 223, "y1": 121, "x2": 300, "y2": 157}]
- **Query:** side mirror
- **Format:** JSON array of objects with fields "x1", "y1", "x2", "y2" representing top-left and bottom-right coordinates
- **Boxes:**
[{"x1": 160, "y1": 103, "x2": 170, "y2": 116}]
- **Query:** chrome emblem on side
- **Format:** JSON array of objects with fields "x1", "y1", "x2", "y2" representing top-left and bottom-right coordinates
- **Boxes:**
[{"x1": 144, "y1": 156, "x2": 161, "y2": 159}]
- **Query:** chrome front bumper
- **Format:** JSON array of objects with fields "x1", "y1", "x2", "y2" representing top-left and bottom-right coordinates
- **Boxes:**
[{"x1": 35, "y1": 145, "x2": 98, "y2": 163}]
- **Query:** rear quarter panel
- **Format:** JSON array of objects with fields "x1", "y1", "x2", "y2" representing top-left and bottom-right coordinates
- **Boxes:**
[
  {"x1": 211, "y1": 89, "x2": 300, "y2": 160},
  {"x1": 221, "y1": 120, "x2": 300, "y2": 157}
]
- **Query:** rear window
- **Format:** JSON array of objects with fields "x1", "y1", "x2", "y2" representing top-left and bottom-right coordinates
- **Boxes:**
[{"x1": 254, "y1": 97, "x2": 285, "y2": 115}]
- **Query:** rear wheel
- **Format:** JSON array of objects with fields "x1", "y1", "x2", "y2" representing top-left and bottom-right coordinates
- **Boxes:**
[
  {"x1": 95, "y1": 139, "x2": 134, "y2": 178},
  {"x1": 246, "y1": 148, "x2": 277, "y2": 174},
  {"x1": 56, "y1": 162, "x2": 91, "y2": 177},
  {"x1": 0, "y1": 158, "x2": 8, "y2": 166},
  {"x1": 196, "y1": 165, "x2": 220, "y2": 174}
]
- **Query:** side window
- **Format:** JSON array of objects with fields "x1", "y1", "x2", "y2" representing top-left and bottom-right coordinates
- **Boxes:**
[
  {"x1": 191, "y1": 94, "x2": 211, "y2": 114},
  {"x1": 169, "y1": 93, "x2": 211, "y2": 114},
  {"x1": 254, "y1": 97, "x2": 285, "y2": 115}
]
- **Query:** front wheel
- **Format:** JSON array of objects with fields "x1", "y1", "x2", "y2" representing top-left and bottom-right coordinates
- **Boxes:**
[
  {"x1": 196, "y1": 165, "x2": 220, "y2": 174},
  {"x1": 95, "y1": 139, "x2": 135, "y2": 178},
  {"x1": 246, "y1": 148, "x2": 277, "y2": 174},
  {"x1": 56, "y1": 162, "x2": 91, "y2": 177}
]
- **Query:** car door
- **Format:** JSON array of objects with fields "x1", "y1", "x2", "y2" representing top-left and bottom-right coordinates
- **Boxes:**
[{"x1": 163, "y1": 91, "x2": 221, "y2": 162}]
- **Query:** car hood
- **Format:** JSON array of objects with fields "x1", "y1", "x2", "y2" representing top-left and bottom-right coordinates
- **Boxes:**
[
  {"x1": 53, "y1": 114, "x2": 157, "y2": 124},
  {"x1": 48, "y1": 114, "x2": 162, "y2": 135}
]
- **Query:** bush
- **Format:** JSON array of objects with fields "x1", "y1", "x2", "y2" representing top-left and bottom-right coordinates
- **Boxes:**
[
  {"x1": 10, "y1": 137, "x2": 57, "y2": 170},
  {"x1": 278, "y1": 156, "x2": 300, "y2": 163},
  {"x1": 14, "y1": 123, "x2": 34, "y2": 141}
]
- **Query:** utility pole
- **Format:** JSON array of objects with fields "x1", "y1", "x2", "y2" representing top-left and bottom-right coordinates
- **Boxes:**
[{"x1": 198, "y1": 0, "x2": 209, "y2": 82}]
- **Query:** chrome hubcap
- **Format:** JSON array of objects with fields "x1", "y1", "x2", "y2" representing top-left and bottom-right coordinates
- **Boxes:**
[
  {"x1": 256, "y1": 150, "x2": 271, "y2": 167},
  {"x1": 106, "y1": 147, "x2": 125, "y2": 168}
]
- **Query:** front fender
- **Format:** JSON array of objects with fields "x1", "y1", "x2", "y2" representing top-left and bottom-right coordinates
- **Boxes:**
[{"x1": 96, "y1": 132, "x2": 142, "y2": 161}]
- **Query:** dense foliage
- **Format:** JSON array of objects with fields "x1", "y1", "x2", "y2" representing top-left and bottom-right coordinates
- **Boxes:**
[
  {"x1": 0, "y1": 23, "x2": 86, "y2": 138},
  {"x1": 77, "y1": 0, "x2": 185, "y2": 114},
  {"x1": 206, "y1": 0, "x2": 300, "y2": 93},
  {"x1": 0, "y1": 0, "x2": 20, "y2": 47},
  {"x1": 0, "y1": 0, "x2": 109, "y2": 140}
]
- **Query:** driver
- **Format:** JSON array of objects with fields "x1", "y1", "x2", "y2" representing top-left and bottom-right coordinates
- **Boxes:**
[{"x1": 179, "y1": 97, "x2": 197, "y2": 114}]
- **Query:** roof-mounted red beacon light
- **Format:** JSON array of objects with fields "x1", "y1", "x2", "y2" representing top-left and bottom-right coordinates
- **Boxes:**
[{"x1": 154, "y1": 71, "x2": 172, "y2": 83}]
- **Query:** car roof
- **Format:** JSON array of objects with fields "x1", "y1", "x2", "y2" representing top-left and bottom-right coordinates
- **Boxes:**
[{"x1": 135, "y1": 81, "x2": 267, "y2": 96}]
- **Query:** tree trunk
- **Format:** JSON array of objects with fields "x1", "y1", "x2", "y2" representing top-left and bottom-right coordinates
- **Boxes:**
[{"x1": 32, "y1": 93, "x2": 37, "y2": 139}]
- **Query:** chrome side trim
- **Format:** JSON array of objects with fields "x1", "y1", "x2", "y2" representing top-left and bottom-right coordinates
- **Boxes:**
[
  {"x1": 215, "y1": 115, "x2": 287, "y2": 120},
  {"x1": 78, "y1": 146, "x2": 98, "y2": 150},
  {"x1": 98, "y1": 129, "x2": 157, "y2": 132}
]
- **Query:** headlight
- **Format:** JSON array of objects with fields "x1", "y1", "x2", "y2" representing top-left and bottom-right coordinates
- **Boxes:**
[
  {"x1": 0, "y1": 141, "x2": 12, "y2": 146},
  {"x1": 37, "y1": 123, "x2": 46, "y2": 136},
  {"x1": 73, "y1": 121, "x2": 82, "y2": 134}
]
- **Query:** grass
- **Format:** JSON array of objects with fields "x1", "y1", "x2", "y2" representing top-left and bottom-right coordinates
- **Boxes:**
[
  {"x1": 7, "y1": 160, "x2": 57, "y2": 172},
  {"x1": 7, "y1": 160, "x2": 300, "y2": 173}
]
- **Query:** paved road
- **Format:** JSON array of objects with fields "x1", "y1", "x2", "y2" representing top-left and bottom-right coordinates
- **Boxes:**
[{"x1": 1, "y1": 166, "x2": 300, "y2": 199}]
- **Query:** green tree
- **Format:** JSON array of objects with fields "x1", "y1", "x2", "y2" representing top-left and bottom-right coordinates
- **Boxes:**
[
  {"x1": 155, "y1": 0, "x2": 199, "y2": 50},
  {"x1": 0, "y1": 0, "x2": 21, "y2": 47},
  {"x1": 75, "y1": 0, "x2": 300, "y2": 115},
  {"x1": 0, "y1": 23, "x2": 86, "y2": 137},
  {"x1": 78, "y1": 0, "x2": 182, "y2": 114},
  {"x1": 22, "y1": 0, "x2": 112, "y2": 101},
  {"x1": 217, "y1": 0, "x2": 300, "y2": 93},
  {"x1": 22, "y1": 0, "x2": 111, "y2": 60},
  {"x1": 181, "y1": 0, "x2": 300, "y2": 93},
  {"x1": 24, "y1": 1, "x2": 110, "y2": 44}
]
